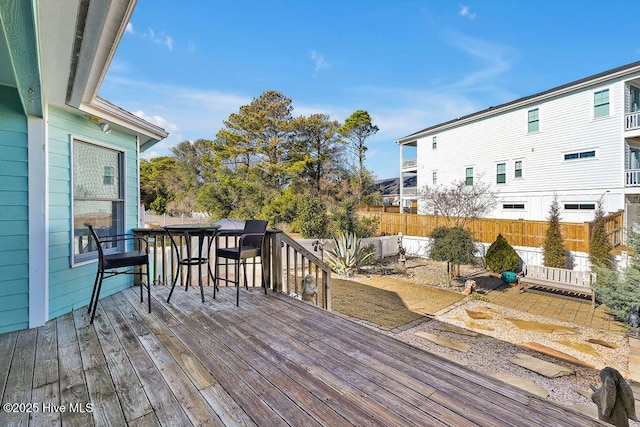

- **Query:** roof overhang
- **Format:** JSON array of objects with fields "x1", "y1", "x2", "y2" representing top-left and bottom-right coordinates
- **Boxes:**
[{"x1": 0, "y1": 0, "x2": 167, "y2": 148}]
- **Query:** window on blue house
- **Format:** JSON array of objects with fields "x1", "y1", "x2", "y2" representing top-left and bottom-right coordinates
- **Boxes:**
[
  {"x1": 527, "y1": 109, "x2": 539, "y2": 132},
  {"x1": 594, "y1": 89, "x2": 609, "y2": 118},
  {"x1": 72, "y1": 140, "x2": 125, "y2": 264}
]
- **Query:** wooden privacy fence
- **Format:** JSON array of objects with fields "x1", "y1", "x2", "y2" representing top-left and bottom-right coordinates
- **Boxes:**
[{"x1": 357, "y1": 209, "x2": 624, "y2": 253}]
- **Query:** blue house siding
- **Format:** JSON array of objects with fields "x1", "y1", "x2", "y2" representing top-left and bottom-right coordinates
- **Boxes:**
[
  {"x1": 0, "y1": 86, "x2": 30, "y2": 333},
  {"x1": 47, "y1": 107, "x2": 141, "y2": 320}
]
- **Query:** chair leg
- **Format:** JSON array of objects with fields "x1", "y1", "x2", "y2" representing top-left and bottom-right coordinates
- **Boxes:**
[
  {"x1": 198, "y1": 262, "x2": 205, "y2": 303},
  {"x1": 139, "y1": 266, "x2": 144, "y2": 303},
  {"x1": 242, "y1": 260, "x2": 249, "y2": 290},
  {"x1": 236, "y1": 259, "x2": 240, "y2": 307},
  {"x1": 146, "y1": 264, "x2": 152, "y2": 313},
  {"x1": 88, "y1": 268, "x2": 101, "y2": 314},
  {"x1": 166, "y1": 268, "x2": 181, "y2": 303},
  {"x1": 90, "y1": 270, "x2": 105, "y2": 324}
]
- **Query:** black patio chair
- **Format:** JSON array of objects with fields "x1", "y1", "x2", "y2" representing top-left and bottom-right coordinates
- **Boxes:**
[
  {"x1": 214, "y1": 219, "x2": 268, "y2": 306},
  {"x1": 86, "y1": 224, "x2": 151, "y2": 324}
]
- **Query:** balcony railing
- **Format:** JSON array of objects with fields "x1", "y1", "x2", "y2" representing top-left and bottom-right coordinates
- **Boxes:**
[
  {"x1": 402, "y1": 186, "x2": 418, "y2": 195},
  {"x1": 626, "y1": 111, "x2": 640, "y2": 131},
  {"x1": 402, "y1": 158, "x2": 417, "y2": 169},
  {"x1": 626, "y1": 169, "x2": 640, "y2": 186},
  {"x1": 132, "y1": 228, "x2": 332, "y2": 310}
]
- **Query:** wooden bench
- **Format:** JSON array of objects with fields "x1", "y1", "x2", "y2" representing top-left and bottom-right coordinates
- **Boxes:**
[{"x1": 519, "y1": 264, "x2": 596, "y2": 307}]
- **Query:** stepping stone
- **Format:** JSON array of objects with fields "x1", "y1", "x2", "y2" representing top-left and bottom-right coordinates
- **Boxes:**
[
  {"x1": 521, "y1": 342, "x2": 594, "y2": 368},
  {"x1": 435, "y1": 323, "x2": 479, "y2": 337},
  {"x1": 465, "y1": 309, "x2": 493, "y2": 320},
  {"x1": 476, "y1": 305, "x2": 501, "y2": 314},
  {"x1": 506, "y1": 318, "x2": 578, "y2": 334},
  {"x1": 491, "y1": 373, "x2": 549, "y2": 399},
  {"x1": 415, "y1": 331, "x2": 471, "y2": 353},
  {"x1": 510, "y1": 353, "x2": 574, "y2": 378},
  {"x1": 465, "y1": 321, "x2": 495, "y2": 332},
  {"x1": 554, "y1": 340, "x2": 601, "y2": 358},
  {"x1": 587, "y1": 338, "x2": 618, "y2": 349},
  {"x1": 570, "y1": 404, "x2": 599, "y2": 420}
]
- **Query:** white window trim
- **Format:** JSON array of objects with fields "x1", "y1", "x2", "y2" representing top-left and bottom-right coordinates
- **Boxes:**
[
  {"x1": 561, "y1": 148, "x2": 598, "y2": 162},
  {"x1": 527, "y1": 107, "x2": 540, "y2": 134},
  {"x1": 513, "y1": 159, "x2": 524, "y2": 179},
  {"x1": 465, "y1": 165, "x2": 474, "y2": 186},
  {"x1": 592, "y1": 87, "x2": 611, "y2": 120},
  {"x1": 495, "y1": 161, "x2": 507, "y2": 184},
  {"x1": 70, "y1": 136, "x2": 127, "y2": 267}
]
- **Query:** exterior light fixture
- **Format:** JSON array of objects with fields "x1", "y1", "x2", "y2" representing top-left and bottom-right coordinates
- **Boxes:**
[{"x1": 99, "y1": 122, "x2": 111, "y2": 134}]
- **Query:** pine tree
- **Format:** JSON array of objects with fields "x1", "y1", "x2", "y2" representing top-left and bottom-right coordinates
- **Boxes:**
[
  {"x1": 592, "y1": 222, "x2": 640, "y2": 322},
  {"x1": 589, "y1": 201, "x2": 613, "y2": 269},
  {"x1": 542, "y1": 195, "x2": 566, "y2": 268}
]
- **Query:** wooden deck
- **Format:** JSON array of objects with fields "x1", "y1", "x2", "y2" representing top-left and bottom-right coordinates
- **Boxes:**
[{"x1": 0, "y1": 285, "x2": 606, "y2": 426}]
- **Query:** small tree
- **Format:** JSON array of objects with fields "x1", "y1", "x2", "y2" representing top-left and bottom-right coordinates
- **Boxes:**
[
  {"x1": 589, "y1": 201, "x2": 613, "y2": 269},
  {"x1": 485, "y1": 234, "x2": 520, "y2": 273},
  {"x1": 418, "y1": 178, "x2": 498, "y2": 228},
  {"x1": 592, "y1": 221, "x2": 640, "y2": 322},
  {"x1": 293, "y1": 194, "x2": 329, "y2": 238},
  {"x1": 429, "y1": 226, "x2": 476, "y2": 283},
  {"x1": 542, "y1": 195, "x2": 566, "y2": 268}
]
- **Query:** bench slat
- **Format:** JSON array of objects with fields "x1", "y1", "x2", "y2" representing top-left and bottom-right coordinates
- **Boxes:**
[{"x1": 520, "y1": 264, "x2": 596, "y2": 307}]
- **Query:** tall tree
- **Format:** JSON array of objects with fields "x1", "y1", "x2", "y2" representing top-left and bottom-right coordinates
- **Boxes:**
[
  {"x1": 589, "y1": 200, "x2": 613, "y2": 269},
  {"x1": 338, "y1": 110, "x2": 379, "y2": 201},
  {"x1": 542, "y1": 195, "x2": 566, "y2": 268},
  {"x1": 290, "y1": 113, "x2": 343, "y2": 194}
]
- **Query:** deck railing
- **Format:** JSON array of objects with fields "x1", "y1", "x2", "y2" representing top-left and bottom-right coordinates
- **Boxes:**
[
  {"x1": 402, "y1": 158, "x2": 417, "y2": 169},
  {"x1": 132, "y1": 228, "x2": 332, "y2": 310},
  {"x1": 625, "y1": 111, "x2": 640, "y2": 131}
]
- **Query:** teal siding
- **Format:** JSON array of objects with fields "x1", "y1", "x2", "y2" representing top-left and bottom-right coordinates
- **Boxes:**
[
  {"x1": 47, "y1": 107, "x2": 141, "y2": 320},
  {"x1": 0, "y1": 86, "x2": 29, "y2": 333}
]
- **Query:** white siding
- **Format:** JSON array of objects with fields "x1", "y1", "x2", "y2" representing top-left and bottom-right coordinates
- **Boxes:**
[{"x1": 413, "y1": 75, "x2": 636, "y2": 222}]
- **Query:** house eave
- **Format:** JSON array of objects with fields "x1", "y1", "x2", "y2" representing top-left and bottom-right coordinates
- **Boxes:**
[{"x1": 397, "y1": 61, "x2": 640, "y2": 144}]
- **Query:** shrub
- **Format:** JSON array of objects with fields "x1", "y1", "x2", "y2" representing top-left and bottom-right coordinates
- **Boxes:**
[
  {"x1": 293, "y1": 194, "x2": 329, "y2": 238},
  {"x1": 589, "y1": 202, "x2": 613, "y2": 269},
  {"x1": 324, "y1": 232, "x2": 376, "y2": 277},
  {"x1": 429, "y1": 226, "x2": 476, "y2": 281},
  {"x1": 543, "y1": 195, "x2": 566, "y2": 268},
  {"x1": 485, "y1": 234, "x2": 520, "y2": 273}
]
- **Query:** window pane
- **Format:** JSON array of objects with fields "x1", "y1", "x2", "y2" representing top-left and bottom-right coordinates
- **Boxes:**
[
  {"x1": 74, "y1": 142, "x2": 121, "y2": 199},
  {"x1": 465, "y1": 167, "x2": 473, "y2": 185},
  {"x1": 73, "y1": 200, "x2": 124, "y2": 255},
  {"x1": 579, "y1": 151, "x2": 595, "y2": 158},
  {"x1": 594, "y1": 89, "x2": 609, "y2": 117}
]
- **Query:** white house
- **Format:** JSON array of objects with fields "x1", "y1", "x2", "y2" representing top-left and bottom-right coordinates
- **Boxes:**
[{"x1": 397, "y1": 61, "x2": 640, "y2": 230}]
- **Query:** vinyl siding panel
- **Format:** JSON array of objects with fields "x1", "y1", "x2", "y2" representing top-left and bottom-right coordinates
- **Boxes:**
[
  {"x1": 415, "y1": 75, "x2": 634, "y2": 222},
  {"x1": 47, "y1": 106, "x2": 141, "y2": 320},
  {"x1": 0, "y1": 86, "x2": 29, "y2": 333}
]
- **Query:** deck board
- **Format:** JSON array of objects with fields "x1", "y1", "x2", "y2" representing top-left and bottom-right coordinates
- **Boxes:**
[{"x1": 0, "y1": 285, "x2": 607, "y2": 426}]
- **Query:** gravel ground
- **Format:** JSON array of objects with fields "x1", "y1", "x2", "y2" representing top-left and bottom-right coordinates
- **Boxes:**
[{"x1": 351, "y1": 257, "x2": 640, "y2": 425}]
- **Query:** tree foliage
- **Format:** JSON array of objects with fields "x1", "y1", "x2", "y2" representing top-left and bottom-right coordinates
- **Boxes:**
[
  {"x1": 592, "y1": 221, "x2": 640, "y2": 322},
  {"x1": 542, "y1": 195, "x2": 566, "y2": 268},
  {"x1": 418, "y1": 178, "x2": 498, "y2": 228},
  {"x1": 485, "y1": 234, "x2": 520, "y2": 273},
  {"x1": 338, "y1": 110, "x2": 378, "y2": 201},
  {"x1": 429, "y1": 226, "x2": 476, "y2": 282},
  {"x1": 589, "y1": 201, "x2": 613, "y2": 269}
]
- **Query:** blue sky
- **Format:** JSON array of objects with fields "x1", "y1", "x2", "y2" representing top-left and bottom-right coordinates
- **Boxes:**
[{"x1": 100, "y1": 1, "x2": 640, "y2": 180}]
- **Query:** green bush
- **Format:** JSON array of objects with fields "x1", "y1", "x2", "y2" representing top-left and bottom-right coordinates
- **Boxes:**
[
  {"x1": 485, "y1": 234, "x2": 520, "y2": 273},
  {"x1": 292, "y1": 194, "x2": 329, "y2": 238}
]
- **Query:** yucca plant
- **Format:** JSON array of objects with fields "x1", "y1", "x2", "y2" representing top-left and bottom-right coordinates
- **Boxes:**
[{"x1": 324, "y1": 232, "x2": 376, "y2": 277}]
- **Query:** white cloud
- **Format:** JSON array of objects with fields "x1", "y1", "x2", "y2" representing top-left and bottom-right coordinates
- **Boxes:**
[
  {"x1": 459, "y1": 5, "x2": 476, "y2": 20},
  {"x1": 310, "y1": 50, "x2": 331, "y2": 74},
  {"x1": 125, "y1": 23, "x2": 134, "y2": 34},
  {"x1": 143, "y1": 28, "x2": 174, "y2": 51}
]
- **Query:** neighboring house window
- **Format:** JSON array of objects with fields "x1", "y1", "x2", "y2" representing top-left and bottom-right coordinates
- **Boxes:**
[
  {"x1": 631, "y1": 86, "x2": 640, "y2": 112},
  {"x1": 465, "y1": 167, "x2": 474, "y2": 186},
  {"x1": 432, "y1": 136, "x2": 437, "y2": 150},
  {"x1": 514, "y1": 160, "x2": 523, "y2": 178},
  {"x1": 73, "y1": 140, "x2": 125, "y2": 264},
  {"x1": 564, "y1": 150, "x2": 596, "y2": 160},
  {"x1": 432, "y1": 171, "x2": 437, "y2": 185},
  {"x1": 564, "y1": 203, "x2": 596, "y2": 210},
  {"x1": 594, "y1": 89, "x2": 609, "y2": 118},
  {"x1": 496, "y1": 163, "x2": 506, "y2": 184},
  {"x1": 527, "y1": 109, "x2": 539, "y2": 132},
  {"x1": 503, "y1": 203, "x2": 525, "y2": 209}
]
